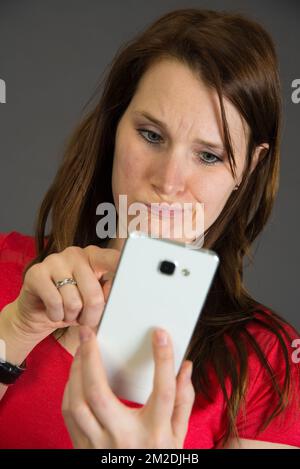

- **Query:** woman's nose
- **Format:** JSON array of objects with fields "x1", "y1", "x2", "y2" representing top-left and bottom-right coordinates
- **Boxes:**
[{"x1": 149, "y1": 154, "x2": 187, "y2": 197}]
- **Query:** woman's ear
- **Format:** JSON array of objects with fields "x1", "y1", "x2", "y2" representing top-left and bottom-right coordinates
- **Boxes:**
[{"x1": 250, "y1": 143, "x2": 269, "y2": 175}]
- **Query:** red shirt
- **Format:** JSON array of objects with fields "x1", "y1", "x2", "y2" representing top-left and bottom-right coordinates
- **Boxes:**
[{"x1": 0, "y1": 231, "x2": 299, "y2": 449}]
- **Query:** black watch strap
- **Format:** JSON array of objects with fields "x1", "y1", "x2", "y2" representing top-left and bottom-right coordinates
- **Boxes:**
[{"x1": 0, "y1": 359, "x2": 26, "y2": 385}]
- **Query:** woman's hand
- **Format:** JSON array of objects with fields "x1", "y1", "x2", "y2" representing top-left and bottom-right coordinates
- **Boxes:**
[
  {"x1": 62, "y1": 325, "x2": 195, "y2": 449},
  {"x1": 9, "y1": 245, "x2": 120, "y2": 344}
]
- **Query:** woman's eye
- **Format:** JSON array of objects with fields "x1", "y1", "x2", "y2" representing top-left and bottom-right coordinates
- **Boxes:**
[
  {"x1": 197, "y1": 151, "x2": 222, "y2": 166},
  {"x1": 137, "y1": 129, "x2": 222, "y2": 166},
  {"x1": 137, "y1": 129, "x2": 162, "y2": 145}
]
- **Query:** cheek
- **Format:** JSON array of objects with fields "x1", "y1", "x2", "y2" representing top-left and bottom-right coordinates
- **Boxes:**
[
  {"x1": 190, "y1": 171, "x2": 234, "y2": 228},
  {"x1": 112, "y1": 141, "x2": 147, "y2": 195}
]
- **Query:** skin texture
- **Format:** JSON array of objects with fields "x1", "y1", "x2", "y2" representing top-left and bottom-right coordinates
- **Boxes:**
[
  {"x1": 63, "y1": 325, "x2": 299, "y2": 449},
  {"x1": 62, "y1": 325, "x2": 195, "y2": 449},
  {"x1": 62, "y1": 59, "x2": 300, "y2": 449},
  {"x1": 108, "y1": 58, "x2": 268, "y2": 251}
]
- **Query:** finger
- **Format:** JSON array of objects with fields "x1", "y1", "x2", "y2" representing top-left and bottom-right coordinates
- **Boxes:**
[
  {"x1": 84, "y1": 246, "x2": 120, "y2": 280},
  {"x1": 63, "y1": 347, "x2": 104, "y2": 448},
  {"x1": 72, "y1": 260, "x2": 106, "y2": 328},
  {"x1": 24, "y1": 263, "x2": 66, "y2": 322},
  {"x1": 171, "y1": 360, "x2": 195, "y2": 445},
  {"x1": 100, "y1": 271, "x2": 115, "y2": 284},
  {"x1": 144, "y1": 328, "x2": 176, "y2": 425},
  {"x1": 46, "y1": 255, "x2": 83, "y2": 323},
  {"x1": 101, "y1": 278, "x2": 113, "y2": 304},
  {"x1": 79, "y1": 325, "x2": 125, "y2": 434},
  {"x1": 62, "y1": 370, "x2": 92, "y2": 449}
]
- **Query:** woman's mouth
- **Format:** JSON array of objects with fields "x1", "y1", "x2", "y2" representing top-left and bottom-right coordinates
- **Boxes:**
[{"x1": 145, "y1": 202, "x2": 186, "y2": 218}]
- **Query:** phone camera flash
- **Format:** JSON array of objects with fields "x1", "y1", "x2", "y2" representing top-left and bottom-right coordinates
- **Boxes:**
[{"x1": 181, "y1": 268, "x2": 190, "y2": 276}]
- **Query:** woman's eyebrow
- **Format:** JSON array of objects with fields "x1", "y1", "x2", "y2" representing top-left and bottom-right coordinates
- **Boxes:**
[{"x1": 132, "y1": 109, "x2": 225, "y2": 152}]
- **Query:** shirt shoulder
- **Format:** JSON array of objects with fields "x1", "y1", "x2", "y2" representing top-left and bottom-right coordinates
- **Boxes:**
[{"x1": 0, "y1": 231, "x2": 36, "y2": 265}]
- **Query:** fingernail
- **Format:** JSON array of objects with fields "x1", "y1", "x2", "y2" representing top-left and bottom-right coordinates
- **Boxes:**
[
  {"x1": 79, "y1": 325, "x2": 92, "y2": 343},
  {"x1": 155, "y1": 328, "x2": 168, "y2": 346}
]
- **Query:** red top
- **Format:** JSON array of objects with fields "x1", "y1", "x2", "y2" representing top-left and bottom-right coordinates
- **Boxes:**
[{"x1": 0, "y1": 231, "x2": 299, "y2": 449}]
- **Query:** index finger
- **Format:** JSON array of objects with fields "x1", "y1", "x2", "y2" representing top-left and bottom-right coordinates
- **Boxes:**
[{"x1": 84, "y1": 246, "x2": 120, "y2": 279}]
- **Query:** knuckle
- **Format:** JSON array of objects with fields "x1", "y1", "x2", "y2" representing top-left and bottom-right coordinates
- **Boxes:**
[
  {"x1": 47, "y1": 297, "x2": 63, "y2": 311},
  {"x1": 25, "y1": 262, "x2": 43, "y2": 281},
  {"x1": 45, "y1": 252, "x2": 59, "y2": 261},
  {"x1": 43, "y1": 252, "x2": 61, "y2": 266},
  {"x1": 83, "y1": 245, "x2": 101, "y2": 256},
  {"x1": 69, "y1": 403, "x2": 87, "y2": 422},
  {"x1": 85, "y1": 296, "x2": 105, "y2": 310},
  {"x1": 86, "y1": 385, "x2": 108, "y2": 409},
  {"x1": 66, "y1": 299, "x2": 83, "y2": 314},
  {"x1": 78, "y1": 314, "x2": 99, "y2": 328},
  {"x1": 63, "y1": 246, "x2": 82, "y2": 259}
]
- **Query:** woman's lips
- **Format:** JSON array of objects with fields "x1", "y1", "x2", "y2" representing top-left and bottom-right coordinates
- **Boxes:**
[{"x1": 144, "y1": 202, "x2": 188, "y2": 218}]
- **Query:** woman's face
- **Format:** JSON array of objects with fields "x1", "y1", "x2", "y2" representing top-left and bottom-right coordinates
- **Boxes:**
[{"x1": 110, "y1": 59, "x2": 266, "y2": 249}]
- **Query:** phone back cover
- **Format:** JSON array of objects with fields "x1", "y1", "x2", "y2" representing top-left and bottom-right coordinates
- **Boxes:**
[{"x1": 96, "y1": 232, "x2": 219, "y2": 404}]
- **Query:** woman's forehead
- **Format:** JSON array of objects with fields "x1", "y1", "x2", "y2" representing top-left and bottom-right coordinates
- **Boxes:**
[{"x1": 128, "y1": 59, "x2": 249, "y2": 159}]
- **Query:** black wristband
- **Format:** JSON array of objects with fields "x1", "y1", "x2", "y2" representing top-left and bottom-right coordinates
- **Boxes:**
[{"x1": 0, "y1": 359, "x2": 26, "y2": 385}]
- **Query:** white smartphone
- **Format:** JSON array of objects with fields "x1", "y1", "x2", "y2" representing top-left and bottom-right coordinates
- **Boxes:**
[{"x1": 96, "y1": 231, "x2": 219, "y2": 404}]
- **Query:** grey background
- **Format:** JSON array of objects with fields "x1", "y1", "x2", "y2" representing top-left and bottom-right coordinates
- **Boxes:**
[{"x1": 0, "y1": 0, "x2": 299, "y2": 329}]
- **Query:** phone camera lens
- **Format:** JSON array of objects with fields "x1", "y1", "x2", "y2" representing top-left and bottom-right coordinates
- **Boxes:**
[{"x1": 159, "y1": 260, "x2": 176, "y2": 275}]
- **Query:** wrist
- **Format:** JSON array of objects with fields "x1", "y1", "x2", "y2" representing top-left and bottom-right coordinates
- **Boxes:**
[{"x1": 0, "y1": 300, "x2": 40, "y2": 366}]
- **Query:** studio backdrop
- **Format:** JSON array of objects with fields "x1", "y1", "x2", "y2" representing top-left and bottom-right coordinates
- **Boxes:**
[{"x1": 0, "y1": 0, "x2": 299, "y2": 328}]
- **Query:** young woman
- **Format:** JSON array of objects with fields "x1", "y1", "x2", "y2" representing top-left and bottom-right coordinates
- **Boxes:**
[{"x1": 0, "y1": 8, "x2": 299, "y2": 449}]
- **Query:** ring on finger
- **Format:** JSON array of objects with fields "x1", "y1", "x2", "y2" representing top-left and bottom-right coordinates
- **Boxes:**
[{"x1": 54, "y1": 277, "x2": 78, "y2": 289}]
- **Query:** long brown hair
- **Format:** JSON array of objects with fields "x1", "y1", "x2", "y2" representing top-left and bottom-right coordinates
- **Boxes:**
[{"x1": 22, "y1": 8, "x2": 299, "y2": 446}]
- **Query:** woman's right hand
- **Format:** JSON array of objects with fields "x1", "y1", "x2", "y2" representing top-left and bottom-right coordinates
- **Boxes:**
[{"x1": 10, "y1": 245, "x2": 121, "y2": 343}]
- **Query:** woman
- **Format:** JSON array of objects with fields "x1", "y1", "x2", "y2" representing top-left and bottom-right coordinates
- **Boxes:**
[{"x1": 0, "y1": 8, "x2": 299, "y2": 449}]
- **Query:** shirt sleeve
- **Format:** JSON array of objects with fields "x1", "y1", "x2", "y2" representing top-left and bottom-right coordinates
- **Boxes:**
[
  {"x1": 0, "y1": 232, "x2": 10, "y2": 251},
  {"x1": 0, "y1": 231, "x2": 36, "y2": 312},
  {"x1": 0, "y1": 231, "x2": 36, "y2": 265},
  {"x1": 236, "y1": 320, "x2": 300, "y2": 447}
]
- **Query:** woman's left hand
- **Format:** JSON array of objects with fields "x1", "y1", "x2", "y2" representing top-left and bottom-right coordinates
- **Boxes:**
[{"x1": 62, "y1": 325, "x2": 195, "y2": 449}]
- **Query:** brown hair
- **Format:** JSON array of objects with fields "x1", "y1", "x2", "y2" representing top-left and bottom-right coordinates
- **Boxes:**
[{"x1": 22, "y1": 8, "x2": 299, "y2": 446}]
